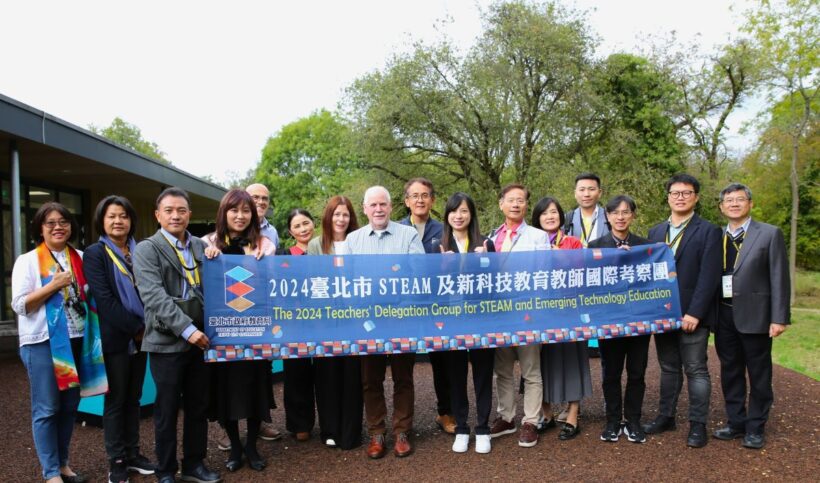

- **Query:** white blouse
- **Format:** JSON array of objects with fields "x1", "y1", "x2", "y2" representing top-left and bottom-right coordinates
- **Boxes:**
[{"x1": 11, "y1": 248, "x2": 84, "y2": 347}]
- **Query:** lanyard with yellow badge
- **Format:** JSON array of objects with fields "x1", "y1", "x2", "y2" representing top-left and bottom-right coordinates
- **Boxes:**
[
  {"x1": 665, "y1": 218, "x2": 691, "y2": 253},
  {"x1": 721, "y1": 232, "x2": 743, "y2": 298},
  {"x1": 162, "y1": 234, "x2": 200, "y2": 288}
]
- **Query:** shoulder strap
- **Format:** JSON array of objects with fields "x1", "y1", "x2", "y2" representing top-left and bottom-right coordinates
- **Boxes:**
[{"x1": 563, "y1": 209, "x2": 575, "y2": 234}]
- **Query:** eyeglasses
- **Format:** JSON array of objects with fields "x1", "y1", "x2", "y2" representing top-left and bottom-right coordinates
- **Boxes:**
[
  {"x1": 251, "y1": 195, "x2": 270, "y2": 203},
  {"x1": 503, "y1": 198, "x2": 526, "y2": 205},
  {"x1": 609, "y1": 210, "x2": 633, "y2": 217},
  {"x1": 721, "y1": 197, "x2": 749, "y2": 204},
  {"x1": 668, "y1": 190, "x2": 696, "y2": 199},
  {"x1": 406, "y1": 193, "x2": 431, "y2": 201},
  {"x1": 43, "y1": 220, "x2": 70, "y2": 229}
]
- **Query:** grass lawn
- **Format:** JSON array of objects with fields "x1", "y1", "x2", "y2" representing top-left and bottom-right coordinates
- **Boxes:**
[
  {"x1": 774, "y1": 308, "x2": 819, "y2": 380},
  {"x1": 795, "y1": 269, "x2": 820, "y2": 309}
]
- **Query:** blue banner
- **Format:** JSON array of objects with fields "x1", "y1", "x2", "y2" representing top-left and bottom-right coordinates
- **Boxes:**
[{"x1": 202, "y1": 244, "x2": 682, "y2": 361}]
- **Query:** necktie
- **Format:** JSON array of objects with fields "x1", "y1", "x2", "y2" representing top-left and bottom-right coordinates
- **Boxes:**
[{"x1": 500, "y1": 229, "x2": 513, "y2": 252}]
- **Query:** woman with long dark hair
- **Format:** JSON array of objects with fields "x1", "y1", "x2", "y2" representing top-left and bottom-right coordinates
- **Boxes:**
[
  {"x1": 203, "y1": 189, "x2": 275, "y2": 472},
  {"x1": 440, "y1": 192, "x2": 496, "y2": 454},
  {"x1": 84, "y1": 196, "x2": 156, "y2": 482},
  {"x1": 307, "y1": 196, "x2": 364, "y2": 449}
]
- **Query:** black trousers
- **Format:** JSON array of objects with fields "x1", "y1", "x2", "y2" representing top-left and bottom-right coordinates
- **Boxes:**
[
  {"x1": 149, "y1": 349, "x2": 209, "y2": 477},
  {"x1": 314, "y1": 356, "x2": 363, "y2": 449},
  {"x1": 715, "y1": 303, "x2": 774, "y2": 435},
  {"x1": 284, "y1": 358, "x2": 316, "y2": 434},
  {"x1": 599, "y1": 335, "x2": 650, "y2": 424},
  {"x1": 428, "y1": 351, "x2": 452, "y2": 415},
  {"x1": 448, "y1": 349, "x2": 494, "y2": 435},
  {"x1": 103, "y1": 350, "x2": 147, "y2": 462}
]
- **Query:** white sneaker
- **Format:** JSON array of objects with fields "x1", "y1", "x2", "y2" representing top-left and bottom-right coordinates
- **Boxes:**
[
  {"x1": 325, "y1": 438, "x2": 336, "y2": 447},
  {"x1": 452, "y1": 434, "x2": 469, "y2": 453},
  {"x1": 475, "y1": 434, "x2": 491, "y2": 454}
]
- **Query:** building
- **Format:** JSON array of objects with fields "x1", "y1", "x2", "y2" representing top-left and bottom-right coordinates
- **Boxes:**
[{"x1": 0, "y1": 92, "x2": 227, "y2": 326}]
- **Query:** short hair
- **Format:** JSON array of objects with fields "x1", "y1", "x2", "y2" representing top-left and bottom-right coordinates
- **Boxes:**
[
  {"x1": 31, "y1": 202, "x2": 79, "y2": 244},
  {"x1": 665, "y1": 173, "x2": 701, "y2": 194},
  {"x1": 719, "y1": 183, "x2": 752, "y2": 202},
  {"x1": 531, "y1": 197, "x2": 565, "y2": 230},
  {"x1": 155, "y1": 187, "x2": 190, "y2": 209},
  {"x1": 363, "y1": 186, "x2": 391, "y2": 206},
  {"x1": 574, "y1": 172, "x2": 601, "y2": 188},
  {"x1": 94, "y1": 195, "x2": 138, "y2": 239},
  {"x1": 403, "y1": 178, "x2": 435, "y2": 198},
  {"x1": 214, "y1": 189, "x2": 262, "y2": 251},
  {"x1": 320, "y1": 196, "x2": 359, "y2": 254},
  {"x1": 498, "y1": 183, "x2": 530, "y2": 201},
  {"x1": 286, "y1": 208, "x2": 314, "y2": 237},
  {"x1": 605, "y1": 194, "x2": 637, "y2": 213}
]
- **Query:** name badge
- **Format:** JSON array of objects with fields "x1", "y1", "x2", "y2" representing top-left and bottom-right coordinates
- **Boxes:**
[{"x1": 722, "y1": 275, "x2": 733, "y2": 298}]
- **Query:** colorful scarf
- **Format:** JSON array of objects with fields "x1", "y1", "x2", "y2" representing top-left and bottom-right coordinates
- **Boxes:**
[{"x1": 37, "y1": 242, "x2": 108, "y2": 397}]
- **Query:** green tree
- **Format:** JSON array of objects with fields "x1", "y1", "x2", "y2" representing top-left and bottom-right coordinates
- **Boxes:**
[
  {"x1": 255, "y1": 110, "x2": 361, "y2": 232},
  {"x1": 743, "y1": 0, "x2": 820, "y2": 302},
  {"x1": 90, "y1": 117, "x2": 170, "y2": 164}
]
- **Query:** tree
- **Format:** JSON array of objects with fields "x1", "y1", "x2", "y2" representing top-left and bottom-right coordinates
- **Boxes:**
[
  {"x1": 743, "y1": 0, "x2": 820, "y2": 303},
  {"x1": 90, "y1": 117, "x2": 170, "y2": 164},
  {"x1": 255, "y1": 110, "x2": 361, "y2": 231}
]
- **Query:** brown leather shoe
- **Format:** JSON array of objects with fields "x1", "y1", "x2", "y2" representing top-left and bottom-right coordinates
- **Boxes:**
[
  {"x1": 259, "y1": 423, "x2": 282, "y2": 441},
  {"x1": 394, "y1": 432, "x2": 413, "y2": 457},
  {"x1": 366, "y1": 434, "x2": 386, "y2": 459},
  {"x1": 435, "y1": 414, "x2": 457, "y2": 434},
  {"x1": 295, "y1": 431, "x2": 310, "y2": 441}
]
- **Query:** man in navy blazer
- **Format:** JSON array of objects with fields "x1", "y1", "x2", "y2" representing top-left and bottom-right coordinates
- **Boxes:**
[
  {"x1": 644, "y1": 174, "x2": 721, "y2": 448},
  {"x1": 398, "y1": 178, "x2": 454, "y2": 433},
  {"x1": 712, "y1": 183, "x2": 790, "y2": 449}
]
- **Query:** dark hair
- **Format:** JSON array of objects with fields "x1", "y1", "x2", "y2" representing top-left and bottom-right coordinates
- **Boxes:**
[
  {"x1": 286, "y1": 208, "x2": 314, "y2": 237},
  {"x1": 665, "y1": 173, "x2": 701, "y2": 194},
  {"x1": 498, "y1": 183, "x2": 530, "y2": 201},
  {"x1": 320, "y1": 196, "x2": 359, "y2": 254},
  {"x1": 155, "y1": 187, "x2": 190, "y2": 209},
  {"x1": 574, "y1": 172, "x2": 601, "y2": 188},
  {"x1": 605, "y1": 194, "x2": 637, "y2": 213},
  {"x1": 531, "y1": 197, "x2": 565, "y2": 231},
  {"x1": 441, "y1": 193, "x2": 484, "y2": 252},
  {"x1": 94, "y1": 195, "x2": 137, "y2": 240},
  {"x1": 31, "y1": 202, "x2": 79, "y2": 244},
  {"x1": 719, "y1": 183, "x2": 752, "y2": 202},
  {"x1": 403, "y1": 178, "x2": 435, "y2": 199},
  {"x1": 214, "y1": 189, "x2": 261, "y2": 251}
]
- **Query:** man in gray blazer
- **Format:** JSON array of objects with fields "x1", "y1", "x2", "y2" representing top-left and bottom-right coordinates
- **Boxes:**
[
  {"x1": 712, "y1": 183, "x2": 790, "y2": 450},
  {"x1": 133, "y1": 187, "x2": 220, "y2": 483}
]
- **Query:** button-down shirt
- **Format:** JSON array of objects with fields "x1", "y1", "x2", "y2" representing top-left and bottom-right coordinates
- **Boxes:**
[
  {"x1": 667, "y1": 213, "x2": 694, "y2": 254},
  {"x1": 341, "y1": 221, "x2": 424, "y2": 255},
  {"x1": 160, "y1": 227, "x2": 199, "y2": 341},
  {"x1": 726, "y1": 217, "x2": 751, "y2": 238},
  {"x1": 494, "y1": 221, "x2": 522, "y2": 251},
  {"x1": 259, "y1": 218, "x2": 280, "y2": 249}
]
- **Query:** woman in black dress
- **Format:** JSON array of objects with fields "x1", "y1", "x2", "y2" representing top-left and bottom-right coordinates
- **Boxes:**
[{"x1": 203, "y1": 189, "x2": 275, "y2": 472}]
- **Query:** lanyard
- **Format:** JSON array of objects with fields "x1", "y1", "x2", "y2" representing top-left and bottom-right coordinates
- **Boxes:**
[
  {"x1": 580, "y1": 213, "x2": 597, "y2": 245},
  {"x1": 162, "y1": 234, "x2": 200, "y2": 287},
  {"x1": 104, "y1": 245, "x2": 135, "y2": 285},
  {"x1": 665, "y1": 218, "x2": 691, "y2": 251},
  {"x1": 722, "y1": 233, "x2": 743, "y2": 271},
  {"x1": 551, "y1": 231, "x2": 563, "y2": 249},
  {"x1": 48, "y1": 248, "x2": 75, "y2": 302}
]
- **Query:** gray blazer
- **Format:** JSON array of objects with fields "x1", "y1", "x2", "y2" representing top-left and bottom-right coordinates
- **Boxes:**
[
  {"x1": 727, "y1": 220, "x2": 791, "y2": 333},
  {"x1": 133, "y1": 230, "x2": 206, "y2": 353}
]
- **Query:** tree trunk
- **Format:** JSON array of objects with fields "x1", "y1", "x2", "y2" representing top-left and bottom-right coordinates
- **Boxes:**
[{"x1": 789, "y1": 135, "x2": 799, "y2": 305}]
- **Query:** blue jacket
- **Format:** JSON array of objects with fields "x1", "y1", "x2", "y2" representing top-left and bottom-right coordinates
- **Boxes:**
[{"x1": 398, "y1": 216, "x2": 443, "y2": 254}]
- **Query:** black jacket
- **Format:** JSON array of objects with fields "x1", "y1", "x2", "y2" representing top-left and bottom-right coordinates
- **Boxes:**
[
  {"x1": 587, "y1": 232, "x2": 651, "y2": 249},
  {"x1": 84, "y1": 241, "x2": 145, "y2": 354}
]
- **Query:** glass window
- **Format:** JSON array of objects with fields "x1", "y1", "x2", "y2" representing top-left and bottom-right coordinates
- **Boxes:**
[
  {"x1": 59, "y1": 192, "x2": 82, "y2": 214},
  {"x1": 29, "y1": 186, "x2": 54, "y2": 209}
]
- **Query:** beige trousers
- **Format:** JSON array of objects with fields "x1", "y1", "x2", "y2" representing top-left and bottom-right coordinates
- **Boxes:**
[{"x1": 494, "y1": 345, "x2": 543, "y2": 425}]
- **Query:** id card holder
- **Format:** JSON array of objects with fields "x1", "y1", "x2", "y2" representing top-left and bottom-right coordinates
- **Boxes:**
[{"x1": 722, "y1": 275, "x2": 733, "y2": 298}]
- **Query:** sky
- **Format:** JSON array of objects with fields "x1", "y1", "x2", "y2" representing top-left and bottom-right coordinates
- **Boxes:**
[{"x1": 1, "y1": 0, "x2": 755, "y2": 185}]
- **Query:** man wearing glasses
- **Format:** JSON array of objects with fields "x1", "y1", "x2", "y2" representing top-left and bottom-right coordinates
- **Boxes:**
[
  {"x1": 246, "y1": 183, "x2": 280, "y2": 249},
  {"x1": 644, "y1": 174, "x2": 721, "y2": 448},
  {"x1": 712, "y1": 183, "x2": 789, "y2": 449}
]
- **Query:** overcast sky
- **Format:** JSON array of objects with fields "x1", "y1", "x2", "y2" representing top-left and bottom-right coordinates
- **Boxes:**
[{"x1": 1, "y1": 0, "x2": 754, "y2": 185}]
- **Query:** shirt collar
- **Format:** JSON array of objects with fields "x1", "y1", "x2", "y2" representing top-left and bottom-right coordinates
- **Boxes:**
[
  {"x1": 367, "y1": 221, "x2": 393, "y2": 236},
  {"x1": 667, "y1": 213, "x2": 694, "y2": 229},
  {"x1": 259, "y1": 217, "x2": 271, "y2": 229},
  {"x1": 160, "y1": 227, "x2": 191, "y2": 249},
  {"x1": 726, "y1": 217, "x2": 751, "y2": 237}
]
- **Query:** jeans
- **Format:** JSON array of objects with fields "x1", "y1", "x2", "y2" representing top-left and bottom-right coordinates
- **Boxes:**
[
  {"x1": 20, "y1": 340, "x2": 82, "y2": 479},
  {"x1": 654, "y1": 327, "x2": 711, "y2": 423},
  {"x1": 103, "y1": 350, "x2": 147, "y2": 461}
]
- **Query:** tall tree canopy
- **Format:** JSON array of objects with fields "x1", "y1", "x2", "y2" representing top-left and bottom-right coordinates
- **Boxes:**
[{"x1": 90, "y1": 117, "x2": 170, "y2": 164}]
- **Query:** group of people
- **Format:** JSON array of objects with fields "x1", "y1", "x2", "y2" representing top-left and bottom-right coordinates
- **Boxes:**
[{"x1": 11, "y1": 171, "x2": 790, "y2": 483}]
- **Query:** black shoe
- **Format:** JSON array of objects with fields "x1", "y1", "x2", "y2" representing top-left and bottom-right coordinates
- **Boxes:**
[
  {"x1": 558, "y1": 422, "x2": 580, "y2": 441},
  {"x1": 247, "y1": 456, "x2": 266, "y2": 472},
  {"x1": 62, "y1": 474, "x2": 88, "y2": 483},
  {"x1": 180, "y1": 464, "x2": 222, "y2": 483},
  {"x1": 109, "y1": 459, "x2": 129, "y2": 483},
  {"x1": 643, "y1": 415, "x2": 676, "y2": 434},
  {"x1": 623, "y1": 421, "x2": 646, "y2": 443},
  {"x1": 713, "y1": 425, "x2": 745, "y2": 441},
  {"x1": 157, "y1": 475, "x2": 176, "y2": 483},
  {"x1": 225, "y1": 457, "x2": 243, "y2": 473},
  {"x1": 600, "y1": 421, "x2": 622, "y2": 442},
  {"x1": 742, "y1": 433, "x2": 765, "y2": 449},
  {"x1": 536, "y1": 415, "x2": 557, "y2": 433},
  {"x1": 127, "y1": 453, "x2": 157, "y2": 475},
  {"x1": 687, "y1": 422, "x2": 708, "y2": 448}
]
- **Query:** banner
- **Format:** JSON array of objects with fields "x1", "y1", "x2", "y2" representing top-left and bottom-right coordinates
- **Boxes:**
[{"x1": 202, "y1": 244, "x2": 682, "y2": 362}]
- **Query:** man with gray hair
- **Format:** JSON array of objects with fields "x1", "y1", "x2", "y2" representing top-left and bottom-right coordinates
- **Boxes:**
[
  {"x1": 341, "y1": 186, "x2": 424, "y2": 459},
  {"x1": 712, "y1": 183, "x2": 789, "y2": 449}
]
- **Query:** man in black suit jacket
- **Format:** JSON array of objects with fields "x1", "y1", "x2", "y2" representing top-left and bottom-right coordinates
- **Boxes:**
[
  {"x1": 712, "y1": 183, "x2": 790, "y2": 449},
  {"x1": 643, "y1": 174, "x2": 721, "y2": 448}
]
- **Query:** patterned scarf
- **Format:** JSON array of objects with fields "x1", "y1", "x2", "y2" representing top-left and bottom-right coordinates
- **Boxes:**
[{"x1": 36, "y1": 242, "x2": 108, "y2": 397}]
